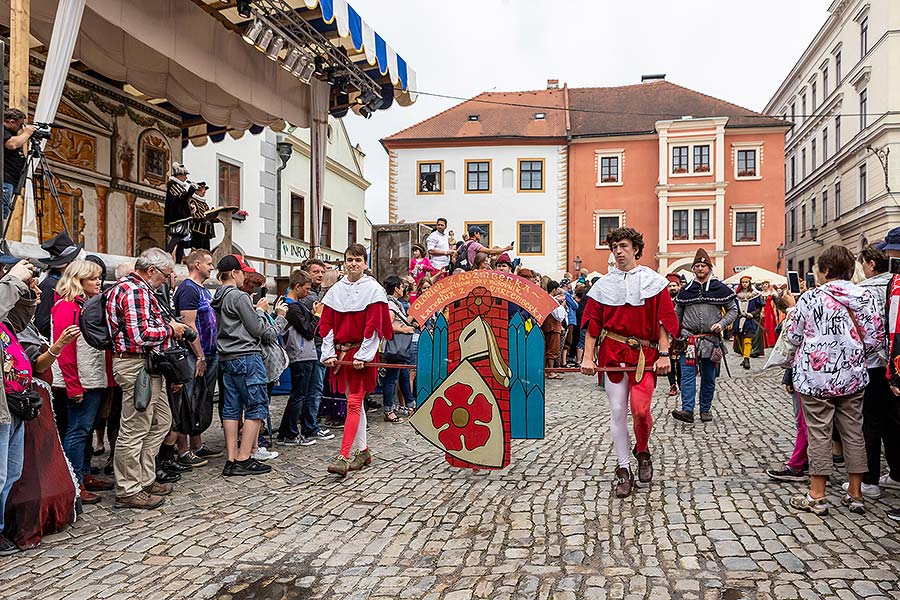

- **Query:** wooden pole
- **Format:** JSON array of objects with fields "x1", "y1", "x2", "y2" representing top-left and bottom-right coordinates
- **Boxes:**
[{"x1": 6, "y1": 0, "x2": 30, "y2": 242}]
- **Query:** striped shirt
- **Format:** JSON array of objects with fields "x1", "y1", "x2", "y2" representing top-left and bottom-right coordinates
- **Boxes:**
[{"x1": 107, "y1": 273, "x2": 173, "y2": 354}]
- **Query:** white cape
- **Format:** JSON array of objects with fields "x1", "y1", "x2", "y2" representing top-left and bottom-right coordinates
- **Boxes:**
[
  {"x1": 321, "y1": 274, "x2": 388, "y2": 313},
  {"x1": 587, "y1": 265, "x2": 668, "y2": 307}
]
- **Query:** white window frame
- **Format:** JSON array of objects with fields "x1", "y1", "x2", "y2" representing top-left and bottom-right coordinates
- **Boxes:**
[
  {"x1": 732, "y1": 142, "x2": 763, "y2": 180},
  {"x1": 669, "y1": 142, "x2": 713, "y2": 177},
  {"x1": 732, "y1": 206, "x2": 762, "y2": 246},
  {"x1": 667, "y1": 202, "x2": 715, "y2": 244},
  {"x1": 595, "y1": 149, "x2": 624, "y2": 187},
  {"x1": 594, "y1": 210, "x2": 625, "y2": 249}
]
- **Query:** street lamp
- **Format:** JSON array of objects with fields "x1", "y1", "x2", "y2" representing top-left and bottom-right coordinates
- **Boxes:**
[
  {"x1": 808, "y1": 224, "x2": 825, "y2": 246},
  {"x1": 275, "y1": 140, "x2": 294, "y2": 263},
  {"x1": 573, "y1": 255, "x2": 582, "y2": 272}
]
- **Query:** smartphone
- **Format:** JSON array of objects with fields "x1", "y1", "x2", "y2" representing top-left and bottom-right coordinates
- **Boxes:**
[
  {"x1": 510, "y1": 241, "x2": 515, "y2": 248},
  {"x1": 890, "y1": 257, "x2": 900, "y2": 275},
  {"x1": 787, "y1": 271, "x2": 801, "y2": 295},
  {"x1": 254, "y1": 286, "x2": 268, "y2": 304},
  {"x1": 805, "y1": 273, "x2": 815, "y2": 289}
]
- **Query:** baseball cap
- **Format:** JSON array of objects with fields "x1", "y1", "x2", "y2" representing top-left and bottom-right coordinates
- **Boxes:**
[
  {"x1": 217, "y1": 254, "x2": 256, "y2": 273},
  {"x1": 467, "y1": 225, "x2": 486, "y2": 236}
]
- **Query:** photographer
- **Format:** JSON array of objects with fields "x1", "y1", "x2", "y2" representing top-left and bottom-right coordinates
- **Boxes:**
[
  {"x1": 106, "y1": 248, "x2": 189, "y2": 509},
  {"x1": 2, "y1": 109, "x2": 34, "y2": 219}
]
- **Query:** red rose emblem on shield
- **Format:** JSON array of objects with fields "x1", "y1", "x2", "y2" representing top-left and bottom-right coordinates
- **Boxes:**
[{"x1": 431, "y1": 382, "x2": 492, "y2": 452}]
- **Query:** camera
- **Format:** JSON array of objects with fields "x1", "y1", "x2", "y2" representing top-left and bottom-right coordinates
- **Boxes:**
[
  {"x1": 30, "y1": 123, "x2": 53, "y2": 141},
  {"x1": 173, "y1": 316, "x2": 198, "y2": 343}
]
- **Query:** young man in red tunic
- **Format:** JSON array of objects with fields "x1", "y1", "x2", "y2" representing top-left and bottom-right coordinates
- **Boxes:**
[
  {"x1": 319, "y1": 244, "x2": 393, "y2": 477},
  {"x1": 580, "y1": 228, "x2": 679, "y2": 498}
]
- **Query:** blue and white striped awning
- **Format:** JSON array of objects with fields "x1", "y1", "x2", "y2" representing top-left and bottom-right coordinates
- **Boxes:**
[{"x1": 298, "y1": 0, "x2": 417, "y2": 106}]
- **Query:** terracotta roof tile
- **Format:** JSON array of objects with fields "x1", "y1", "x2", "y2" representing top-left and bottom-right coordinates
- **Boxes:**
[
  {"x1": 569, "y1": 81, "x2": 788, "y2": 136},
  {"x1": 382, "y1": 81, "x2": 789, "y2": 145},
  {"x1": 382, "y1": 89, "x2": 567, "y2": 143}
]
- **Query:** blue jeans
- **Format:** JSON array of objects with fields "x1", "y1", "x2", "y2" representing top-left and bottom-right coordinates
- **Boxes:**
[
  {"x1": 0, "y1": 415, "x2": 25, "y2": 531},
  {"x1": 382, "y1": 358, "x2": 412, "y2": 414},
  {"x1": 2, "y1": 182, "x2": 15, "y2": 220},
  {"x1": 680, "y1": 355, "x2": 718, "y2": 414},
  {"x1": 63, "y1": 388, "x2": 105, "y2": 483},
  {"x1": 302, "y1": 360, "x2": 325, "y2": 437},
  {"x1": 278, "y1": 361, "x2": 314, "y2": 440},
  {"x1": 220, "y1": 355, "x2": 270, "y2": 421}
]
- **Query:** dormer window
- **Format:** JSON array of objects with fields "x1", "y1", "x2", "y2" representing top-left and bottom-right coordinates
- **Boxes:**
[
  {"x1": 468, "y1": 114, "x2": 479, "y2": 121},
  {"x1": 534, "y1": 112, "x2": 546, "y2": 120}
]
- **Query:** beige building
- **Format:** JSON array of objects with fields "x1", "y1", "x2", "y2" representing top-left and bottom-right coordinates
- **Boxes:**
[{"x1": 765, "y1": 0, "x2": 900, "y2": 275}]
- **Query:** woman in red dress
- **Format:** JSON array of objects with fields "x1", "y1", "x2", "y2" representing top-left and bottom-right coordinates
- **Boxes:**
[{"x1": 760, "y1": 281, "x2": 778, "y2": 348}]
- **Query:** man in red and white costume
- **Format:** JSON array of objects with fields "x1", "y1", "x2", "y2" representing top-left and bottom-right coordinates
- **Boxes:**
[
  {"x1": 581, "y1": 227, "x2": 679, "y2": 498},
  {"x1": 319, "y1": 244, "x2": 393, "y2": 477}
]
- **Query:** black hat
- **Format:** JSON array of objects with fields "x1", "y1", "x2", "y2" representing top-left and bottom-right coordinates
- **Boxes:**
[
  {"x1": 84, "y1": 254, "x2": 108, "y2": 279},
  {"x1": 217, "y1": 254, "x2": 256, "y2": 274},
  {"x1": 38, "y1": 232, "x2": 82, "y2": 267},
  {"x1": 467, "y1": 224, "x2": 486, "y2": 236}
]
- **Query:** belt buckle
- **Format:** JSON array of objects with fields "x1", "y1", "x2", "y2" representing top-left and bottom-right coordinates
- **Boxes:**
[{"x1": 625, "y1": 336, "x2": 640, "y2": 349}]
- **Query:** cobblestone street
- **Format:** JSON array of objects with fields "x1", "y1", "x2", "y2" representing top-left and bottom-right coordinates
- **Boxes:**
[{"x1": 2, "y1": 362, "x2": 900, "y2": 600}]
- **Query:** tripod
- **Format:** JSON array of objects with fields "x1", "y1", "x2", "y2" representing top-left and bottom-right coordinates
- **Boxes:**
[{"x1": 1, "y1": 135, "x2": 71, "y2": 244}]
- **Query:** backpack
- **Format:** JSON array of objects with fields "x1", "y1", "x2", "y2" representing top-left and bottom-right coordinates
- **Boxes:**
[
  {"x1": 452, "y1": 240, "x2": 475, "y2": 272},
  {"x1": 79, "y1": 288, "x2": 115, "y2": 350}
]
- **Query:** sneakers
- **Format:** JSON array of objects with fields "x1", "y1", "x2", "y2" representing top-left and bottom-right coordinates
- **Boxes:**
[
  {"x1": 790, "y1": 493, "x2": 829, "y2": 516},
  {"x1": 841, "y1": 481, "x2": 881, "y2": 499},
  {"x1": 115, "y1": 491, "x2": 165, "y2": 510},
  {"x1": 328, "y1": 455, "x2": 351, "y2": 477},
  {"x1": 315, "y1": 430, "x2": 335, "y2": 441},
  {"x1": 227, "y1": 458, "x2": 272, "y2": 476},
  {"x1": 277, "y1": 436, "x2": 306, "y2": 446},
  {"x1": 843, "y1": 494, "x2": 865, "y2": 514},
  {"x1": 878, "y1": 474, "x2": 900, "y2": 490},
  {"x1": 252, "y1": 447, "x2": 279, "y2": 461},
  {"x1": 349, "y1": 448, "x2": 372, "y2": 471},
  {"x1": 700, "y1": 411, "x2": 713, "y2": 422},
  {"x1": 0, "y1": 535, "x2": 19, "y2": 556},
  {"x1": 193, "y1": 445, "x2": 223, "y2": 459},
  {"x1": 156, "y1": 469, "x2": 181, "y2": 484},
  {"x1": 888, "y1": 508, "x2": 900, "y2": 522},
  {"x1": 222, "y1": 460, "x2": 235, "y2": 477},
  {"x1": 178, "y1": 451, "x2": 208, "y2": 467},
  {"x1": 143, "y1": 482, "x2": 174, "y2": 496},
  {"x1": 766, "y1": 466, "x2": 808, "y2": 482},
  {"x1": 671, "y1": 409, "x2": 694, "y2": 423},
  {"x1": 83, "y1": 474, "x2": 114, "y2": 492}
]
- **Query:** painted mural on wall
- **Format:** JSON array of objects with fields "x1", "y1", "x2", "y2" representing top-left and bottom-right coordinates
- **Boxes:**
[{"x1": 409, "y1": 271, "x2": 559, "y2": 470}]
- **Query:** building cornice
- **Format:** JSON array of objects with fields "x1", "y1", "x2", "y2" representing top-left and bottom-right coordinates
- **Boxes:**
[
  {"x1": 381, "y1": 136, "x2": 567, "y2": 151},
  {"x1": 287, "y1": 138, "x2": 371, "y2": 191}
]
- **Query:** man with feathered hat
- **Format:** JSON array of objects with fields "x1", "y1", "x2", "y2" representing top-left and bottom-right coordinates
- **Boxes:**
[{"x1": 672, "y1": 249, "x2": 738, "y2": 424}]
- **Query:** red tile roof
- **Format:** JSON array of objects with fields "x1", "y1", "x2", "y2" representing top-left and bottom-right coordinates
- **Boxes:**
[
  {"x1": 569, "y1": 81, "x2": 788, "y2": 136},
  {"x1": 382, "y1": 89, "x2": 567, "y2": 144},
  {"x1": 382, "y1": 81, "x2": 788, "y2": 145}
]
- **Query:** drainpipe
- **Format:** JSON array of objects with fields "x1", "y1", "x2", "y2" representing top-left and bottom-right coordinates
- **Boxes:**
[{"x1": 275, "y1": 138, "x2": 294, "y2": 264}]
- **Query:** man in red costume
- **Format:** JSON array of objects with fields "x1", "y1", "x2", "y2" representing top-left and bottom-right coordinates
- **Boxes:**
[
  {"x1": 319, "y1": 244, "x2": 393, "y2": 477},
  {"x1": 581, "y1": 228, "x2": 679, "y2": 498}
]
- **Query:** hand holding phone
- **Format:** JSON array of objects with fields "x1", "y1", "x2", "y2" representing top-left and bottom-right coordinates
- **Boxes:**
[{"x1": 787, "y1": 271, "x2": 801, "y2": 295}]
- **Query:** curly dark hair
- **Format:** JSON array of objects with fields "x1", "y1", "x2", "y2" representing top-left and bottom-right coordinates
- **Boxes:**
[{"x1": 606, "y1": 227, "x2": 645, "y2": 260}]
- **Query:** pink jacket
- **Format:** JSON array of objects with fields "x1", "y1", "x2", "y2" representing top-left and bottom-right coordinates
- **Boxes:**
[{"x1": 51, "y1": 296, "x2": 113, "y2": 396}]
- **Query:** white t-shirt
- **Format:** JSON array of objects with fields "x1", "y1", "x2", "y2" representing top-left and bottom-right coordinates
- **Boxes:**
[{"x1": 426, "y1": 230, "x2": 450, "y2": 269}]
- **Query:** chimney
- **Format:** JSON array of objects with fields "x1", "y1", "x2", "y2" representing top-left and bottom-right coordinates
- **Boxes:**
[
  {"x1": 641, "y1": 73, "x2": 666, "y2": 83},
  {"x1": 547, "y1": 79, "x2": 559, "y2": 89}
]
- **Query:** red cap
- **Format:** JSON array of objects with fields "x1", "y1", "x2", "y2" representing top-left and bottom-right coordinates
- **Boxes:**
[
  {"x1": 217, "y1": 254, "x2": 256, "y2": 274},
  {"x1": 666, "y1": 273, "x2": 681, "y2": 284}
]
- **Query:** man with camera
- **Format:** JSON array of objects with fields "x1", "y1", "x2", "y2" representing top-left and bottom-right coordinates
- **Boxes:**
[
  {"x1": 2, "y1": 109, "x2": 34, "y2": 220},
  {"x1": 106, "y1": 248, "x2": 189, "y2": 509}
]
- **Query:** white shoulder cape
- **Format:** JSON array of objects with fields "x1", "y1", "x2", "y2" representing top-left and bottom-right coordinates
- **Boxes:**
[
  {"x1": 321, "y1": 275, "x2": 388, "y2": 312},
  {"x1": 587, "y1": 265, "x2": 668, "y2": 307}
]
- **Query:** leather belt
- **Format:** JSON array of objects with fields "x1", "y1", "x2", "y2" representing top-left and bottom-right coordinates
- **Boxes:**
[
  {"x1": 332, "y1": 343, "x2": 361, "y2": 374},
  {"x1": 599, "y1": 329, "x2": 658, "y2": 383},
  {"x1": 114, "y1": 352, "x2": 144, "y2": 359}
]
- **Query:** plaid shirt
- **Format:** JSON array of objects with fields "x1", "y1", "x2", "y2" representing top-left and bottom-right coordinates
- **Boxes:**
[{"x1": 107, "y1": 272, "x2": 173, "y2": 353}]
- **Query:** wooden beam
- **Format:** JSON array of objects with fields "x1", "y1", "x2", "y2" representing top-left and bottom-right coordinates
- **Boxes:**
[{"x1": 6, "y1": 0, "x2": 30, "y2": 242}]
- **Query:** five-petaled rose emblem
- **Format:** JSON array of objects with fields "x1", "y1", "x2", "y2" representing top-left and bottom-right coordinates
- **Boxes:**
[{"x1": 430, "y1": 382, "x2": 492, "y2": 452}]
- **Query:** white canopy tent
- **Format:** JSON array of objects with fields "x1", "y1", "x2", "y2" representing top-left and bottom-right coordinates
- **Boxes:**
[{"x1": 722, "y1": 266, "x2": 787, "y2": 287}]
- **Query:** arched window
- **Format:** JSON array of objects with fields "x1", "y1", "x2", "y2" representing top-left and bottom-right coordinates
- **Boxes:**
[
  {"x1": 444, "y1": 169, "x2": 456, "y2": 191},
  {"x1": 502, "y1": 167, "x2": 514, "y2": 189}
]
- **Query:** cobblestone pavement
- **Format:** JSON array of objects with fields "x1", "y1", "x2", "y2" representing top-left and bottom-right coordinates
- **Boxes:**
[{"x1": 2, "y1": 361, "x2": 900, "y2": 600}]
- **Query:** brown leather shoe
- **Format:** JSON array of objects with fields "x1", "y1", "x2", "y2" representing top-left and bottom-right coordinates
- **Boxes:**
[
  {"x1": 79, "y1": 484, "x2": 101, "y2": 505},
  {"x1": 614, "y1": 467, "x2": 634, "y2": 498},
  {"x1": 83, "y1": 475, "x2": 114, "y2": 492},
  {"x1": 143, "y1": 482, "x2": 174, "y2": 496},
  {"x1": 634, "y1": 451, "x2": 653, "y2": 483},
  {"x1": 115, "y1": 491, "x2": 165, "y2": 510}
]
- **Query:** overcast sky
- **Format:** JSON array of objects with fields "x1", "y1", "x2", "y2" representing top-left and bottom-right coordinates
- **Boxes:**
[{"x1": 343, "y1": 0, "x2": 832, "y2": 225}]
